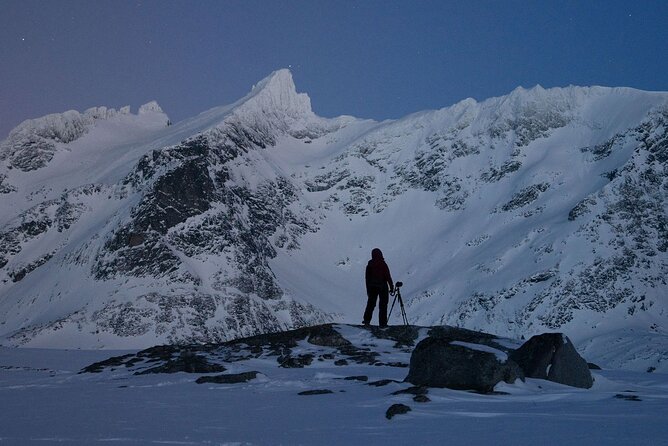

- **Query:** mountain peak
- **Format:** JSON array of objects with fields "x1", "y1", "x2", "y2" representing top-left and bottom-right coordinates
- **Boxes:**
[
  {"x1": 139, "y1": 100, "x2": 164, "y2": 114},
  {"x1": 251, "y1": 68, "x2": 294, "y2": 92},
  {"x1": 240, "y1": 69, "x2": 314, "y2": 120}
]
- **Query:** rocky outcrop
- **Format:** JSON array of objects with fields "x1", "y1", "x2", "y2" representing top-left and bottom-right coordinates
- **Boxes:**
[
  {"x1": 405, "y1": 329, "x2": 594, "y2": 391},
  {"x1": 405, "y1": 336, "x2": 523, "y2": 393},
  {"x1": 509, "y1": 333, "x2": 594, "y2": 389},
  {"x1": 80, "y1": 324, "x2": 595, "y2": 396},
  {"x1": 79, "y1": 324, "x2": 419, "y2": 376}
]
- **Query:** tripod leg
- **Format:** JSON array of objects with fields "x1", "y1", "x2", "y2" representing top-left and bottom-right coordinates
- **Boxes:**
[
  {"x1": 388, "y1": 294, "x2": 398, "y2": 321},
  {"x1": 397, "y1": 292, "x2": 409, "y2": 326}
]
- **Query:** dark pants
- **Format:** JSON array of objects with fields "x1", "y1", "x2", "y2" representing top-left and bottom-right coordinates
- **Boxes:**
[{"x1": 363, "y1": 286, "x2": 389, "y2": 326}]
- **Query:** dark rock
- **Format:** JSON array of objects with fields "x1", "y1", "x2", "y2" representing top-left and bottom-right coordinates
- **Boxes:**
[
  {"x1": 568, "y1": 197, "x2": 597, "y2": 221},
  {"x1": 392, "y1": 386, "x2": 428, "y2": 396},
  {"x1": 362, "y1": 325, "x2": 420, "y2": 348},
  {"x1": 278, "y1": 353, "x2": 314, "y2": 368},
  {"x1": 405, "y1": 337, "x2": 523, "y2": 393},
  {"x1": 0, "y1": 173, "x2": 17, "y2": 194},
  {"x1": 137, "y1": 344, "x2": 183, "y2": 361},
  {"x1": 427, "y1": 326, "x2": 511, "y2": 353},
  {"x1": 614, "y1": 394, "x2": 642, "y2": 401},
  {"x1": 588, "y1": 362, "x2": 602, "y2": 370},
  {"x1": 509, "y1": 333, "x2": 593, "y2": 389},
  {"x1": 135, "y1": 351, "x2": 226, "y2": 375},
  {"x1": 298, "y1": 389, "x2": 334, "y2": 396},
  {"x1": 80, "y1": 354, "x2": 136, "y2": 373},
  {"x1": 386, "y1": 403, "x2": 411, "y2": 420},
  {"x1": 413, "y1": 395, "x2": 431, "y2": 403},
  {"x1": 334, "y1": 359, "x2": 349, "y2": 366},
  {"x1": 306, "y1": 324, "x2": 354, "y2": 348},
  {"x1": 481, "y1": 160, "x2": 522, "y2": 182},
  {"x1": 345, "y1": 350, "x2": 380, "y2": 365},
  {"x1": 343, "y1": 375, "x2": 368, "y2": 382},
  {"x1": 9, "y1": 252, "x2": 54, "y2": 282},
  {"x1": 196, "y1": 371, "x2": 259, "y2": 384},
  {"x1": 501, "y1": 183, "x2": 549, "y2": 212},
  {"x1": 367, "y1": 379, "x2": 401, "y2": 387},
  {"x1": 237, "y1": 324, "x2": 344, "y2": 352},
  {"x1": 133, "y1": 156, "x2": 215, "y2": 235},
  {"x1": 383, "y1": 362, "x2": 409, "y2": 368}
]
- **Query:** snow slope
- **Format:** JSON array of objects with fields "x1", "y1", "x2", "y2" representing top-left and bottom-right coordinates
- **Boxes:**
[{"x1": 0, "y1": 70, "x2": 667, "y2": 373}]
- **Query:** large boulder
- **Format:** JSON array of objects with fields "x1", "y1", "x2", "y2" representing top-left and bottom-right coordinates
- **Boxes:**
[
  {"x1": 509, "y1": 333, "x2": 593, "y2": 389},
  {"x1": 405, "y1": 337, "x2": 524, "y2": 393}
]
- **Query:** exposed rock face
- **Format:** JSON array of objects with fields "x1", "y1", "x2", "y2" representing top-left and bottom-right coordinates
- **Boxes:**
[
  {"x1": 509, "y1": 333, "x2": 594, "y2": 389},
  {"x1": 405, "y1": 336, "x2": 524, "y2": 393}
]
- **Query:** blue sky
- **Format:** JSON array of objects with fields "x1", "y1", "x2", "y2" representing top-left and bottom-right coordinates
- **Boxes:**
[{"x1": 1, "y1": 0, "x2": 667, "y2": 137}]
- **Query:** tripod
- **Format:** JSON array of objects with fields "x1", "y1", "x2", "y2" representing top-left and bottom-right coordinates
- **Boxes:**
[{"x1": 388, "y1": 281, "x2": 409, "y2": 326}]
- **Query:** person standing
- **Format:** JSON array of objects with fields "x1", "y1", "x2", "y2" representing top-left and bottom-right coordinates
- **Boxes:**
[{"x1": 363, "y1": 248, "x2": 394, "y2": 327}]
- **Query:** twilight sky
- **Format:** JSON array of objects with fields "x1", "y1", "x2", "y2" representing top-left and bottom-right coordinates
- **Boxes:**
[{"x1": 1, "y1": 0, "x2": 667, "y2": 138}]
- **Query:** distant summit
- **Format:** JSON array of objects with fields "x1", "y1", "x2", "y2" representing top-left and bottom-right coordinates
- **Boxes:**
[
  {"x1": 139, "y1": 101, "x2": 165, "y2": 115},
  {"x1": 0, "y1": 102, "x2": 169, "y2": 172},
  {"x1": 248, "y1": 69, "x2": 313, "y2": 115}
]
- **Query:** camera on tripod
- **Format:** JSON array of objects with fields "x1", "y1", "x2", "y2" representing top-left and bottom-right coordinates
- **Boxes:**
[{"x1": 389, "y1": 281, "x2": 408, "y2": 326}]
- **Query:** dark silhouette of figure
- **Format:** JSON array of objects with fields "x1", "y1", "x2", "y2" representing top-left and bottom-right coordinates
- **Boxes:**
[{"x1": 363, "y1": 248, "x2": 394, "y2": 327}]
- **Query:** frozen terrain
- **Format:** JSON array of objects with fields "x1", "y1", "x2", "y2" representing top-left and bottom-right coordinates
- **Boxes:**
[{"x1": 1, "y1": 325, "x2": 667, "y2": 445}]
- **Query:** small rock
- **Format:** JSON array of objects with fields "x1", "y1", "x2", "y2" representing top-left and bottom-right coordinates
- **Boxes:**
[
  {"x1": 386, "y1": 403, "x2": 411, "y2": 419},
  {"x1": 384, "y1": 362, "x2": 409, "y2": 368},
  {"x1": 298, "y1": 389, "x2": 334, "y2": 396},
  {"x1": 614, "y1": 394, "x2": 642, "y2": 402},
  {"x1": 391, "y1": 386, "x2": 428, "y2": 396},
  {"x1": 343, "y1": 375, "x2": 368, "y2": 382},
  {"x1": 413, "y1": 395, "x2": 431, "y2": 403},
  {"x1": 196, "y1": 371, "x2": 259, "y2": 384},
  {"x1": 367, "y1": 379, "x2": 401, "y2": 387},
  {"x1": 278, "y1": 353, "x2": 314, "y2": 368}
]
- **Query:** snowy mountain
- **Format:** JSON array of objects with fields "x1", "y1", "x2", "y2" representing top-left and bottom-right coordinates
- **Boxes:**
[{"x1": 1, "y1": 70, "x2": 666, "y2": 372}]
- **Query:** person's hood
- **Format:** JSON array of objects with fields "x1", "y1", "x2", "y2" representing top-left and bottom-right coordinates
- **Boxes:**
[{"x1": 371, "y1": 248, "x2": 383, "y2": 260}]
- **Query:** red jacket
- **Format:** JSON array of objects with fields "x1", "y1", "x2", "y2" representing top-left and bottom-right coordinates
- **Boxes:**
[{"x1": 365, "y1": 248, "x2": 393, "y2": 292}]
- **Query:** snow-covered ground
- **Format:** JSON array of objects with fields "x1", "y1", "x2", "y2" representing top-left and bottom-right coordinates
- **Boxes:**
[{"x1": 1, "y1": 326, "x2": 667, "y2": 445}]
